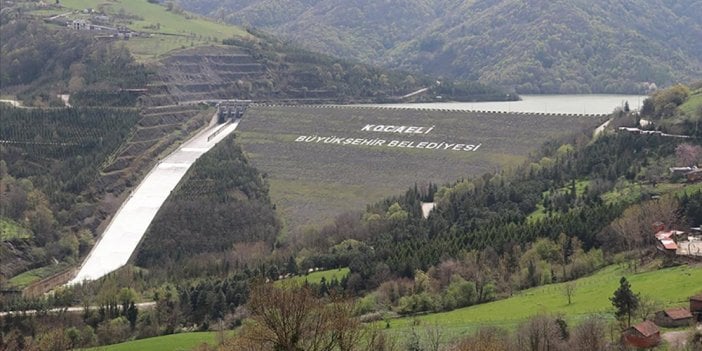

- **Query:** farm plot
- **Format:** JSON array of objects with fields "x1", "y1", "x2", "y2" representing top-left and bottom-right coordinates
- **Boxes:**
[{"x1": 235, "y1": 106, "x2": 604, "y2": 235}]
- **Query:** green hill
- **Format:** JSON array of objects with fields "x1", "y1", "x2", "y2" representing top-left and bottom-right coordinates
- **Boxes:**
[
  {"x1": 179, "y1": 0, "x2": 702, "y2": 94},
  {"x1": 3, "y1": 0, "x2": 512, "y2": 105},
  {"x1": 387, "y1": 264, "x2": 702, "y2": 337},
  {"x1": 80, "y1": 263, "x2": 702, "y2": 350}
]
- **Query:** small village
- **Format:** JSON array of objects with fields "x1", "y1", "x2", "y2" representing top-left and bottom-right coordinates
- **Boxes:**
[
  {"x1": 44, "y1": 6, "x2": 144, "y2": 40},
  {"x1": 619, "y1": 221, "x2": 702, "y2": 348}
]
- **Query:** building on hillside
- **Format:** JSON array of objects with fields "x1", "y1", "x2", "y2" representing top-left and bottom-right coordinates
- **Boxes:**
[
  {"x1": 657, "y1": 239, "x2": 678, "y2": 253},
  {"x1": 622, "y1": 321, "x2": 661, "y2": 349},
  {"x1": 669, "y1": 166, "x2": 697, "y2": 175},
  {"x1": 655, "y1": 230, "x2": 679, "y2": 254},
  {"x1": 654, "y1": 307, "x2": 694, "y2": 327},
  {"x1": 619, "y1": 127, "x2": 642, "y2": 134},
  {"x1": 691, "y1": 294, "x2": 702, "y2": 321},
  {"x1": 654, "y1": 228, "x2": 685, "y2": 255},
  {"x1": 69, "y1": 19, "x2": 90, "y2": 30}
]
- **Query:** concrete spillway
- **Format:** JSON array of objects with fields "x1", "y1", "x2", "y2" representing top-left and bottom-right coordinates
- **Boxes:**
[{"x1": 69, "y1": 118, "x2": 240, "y2": 284}]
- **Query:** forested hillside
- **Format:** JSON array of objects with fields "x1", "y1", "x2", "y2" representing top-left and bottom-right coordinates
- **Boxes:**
[
  {"x1": 135, "y1": 135, "x2": 280, "y2": 276},
  {"x1": 0, "y1": 107, "x2": 140, "y2": 281},
  {"x1": 0, "y1": 20, "x2": 149, "y2": 106},
  {"x1": 180, "y1": 0, "x2": 702, "y2": 94}
]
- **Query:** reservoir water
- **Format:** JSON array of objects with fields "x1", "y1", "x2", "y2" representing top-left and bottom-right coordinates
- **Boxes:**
[{"x1": 366, "y1": 94, "x2": 647, "y2": 115}]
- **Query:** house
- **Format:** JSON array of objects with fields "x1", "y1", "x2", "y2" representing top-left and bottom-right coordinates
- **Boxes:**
[
  {"x1": 69, "y1": 19, "x2": 90, "y2": 30},
  {"x1": 622, "y1": 320, "x2": 661, "y2": 349},
  {"x1": 654, "y1": 307, "x2": 694, "y2": 327},
  {"x1": 619, "y1": 127, "x2": 642, "y2": 134},
  {"x1": 669, "y1": 166, "x2": 696, "y2": 175},
  {"x1": 655, "y1": 230, "x2": 685, "y2": 241},
  {"x1": 657, "y1": 239, "x2": 678, "y2": 253},
  {"x1": 654, "y1": 229, "x2": 685, "y2": 254},
  {"x1": 691, "y1": 294, "x2": 702, "y2": 321}
]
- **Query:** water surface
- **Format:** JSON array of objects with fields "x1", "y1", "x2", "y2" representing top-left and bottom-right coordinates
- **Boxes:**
[{"x1": 365, "y1": 94, "x2": 647, "y2": 115}]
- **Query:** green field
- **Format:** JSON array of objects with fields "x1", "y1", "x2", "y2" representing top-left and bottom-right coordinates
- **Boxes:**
[
  {"x1": 277, "y1": 267, "x2": 350, "y2": 286},
  {"x1": 237, "y1": 106, "x2": 603, "y2": 237},
  {"x1": 385, "y1": 264, "x2": 702, "y2": 337},
  {"x1": 0, "y1": 218, "x2": 31, "y2": 241},
  {"x1": 85, "y1": 264, "x2": 701, "y2": 350},
  {"x1": 680, "y1": 88, "x2": 702, "y2": 117},
  {"x1": 7, "y1": 263, "x2": 70, "y2": 288},
  {"x1": 83, "y1": 332, "x2": 226, "y2": 351},
  {"x1": 527, "y1": 179, "x2": 591, "y2": 221},
  {"x1": 37, "y1": 0, "x2": 249, "y2": 60}
]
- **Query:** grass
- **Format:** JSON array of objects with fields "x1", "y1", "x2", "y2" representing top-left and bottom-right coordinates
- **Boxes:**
[
  {"x1": 529, "y1": 179, "x2": 700, "y2": 222},
  {"x1": 384, "y1": 264, "x2": 702, "y2": 338},
  {"x1": 278, "y1": 267, "x2": 350, "y2": 286},
  {"x1": 601, "y1": 181, "x2": 684, "y2": 205},
  {"x1": 34, "y1": 0, "x2": 250, "y2": 60},
  {"x1": 237, "y1": 106, "x2": 603, "y2": 237},
  {"x1": 82, "y1": 331, "x2": 228, "y2": 351},
  {"x1": 528, "y1": 179, "x2": 590, "y2": 222},
  {"x1": 84, "y1": 264, "x2": 700, "y2": 350},
  {"x1": 679, "y1": 89, "x2": 702, "y2": 117},
  {"x1": 0, "y1": 218, "x2": 31, "y2": 241},
  {"x1": 8, "y1": 263, "x2": 71, "y2": 288}
]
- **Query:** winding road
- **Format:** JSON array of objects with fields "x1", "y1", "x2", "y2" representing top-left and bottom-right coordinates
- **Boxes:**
[{"x1": 69, "y1": 115, "x2": 240, "y2": 284}]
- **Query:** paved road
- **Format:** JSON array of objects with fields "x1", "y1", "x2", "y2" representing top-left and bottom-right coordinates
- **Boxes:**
[
  {"x1": 69, "y1": 117, "x2": 240, "y2": 284},
  {"x1": 0, "y1": 302, "x2": 156, "y2": 317},
  {"x1": 0, "y1": 99, "x2": 22, "y2": 107}
]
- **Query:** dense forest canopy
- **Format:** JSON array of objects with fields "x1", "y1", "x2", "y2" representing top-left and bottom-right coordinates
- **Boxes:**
[{"x1": 179, "y1": 0, "x2": 702, "y2": 94}]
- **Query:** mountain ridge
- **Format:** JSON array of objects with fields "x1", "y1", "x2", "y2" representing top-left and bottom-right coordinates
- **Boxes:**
[{"x1": 179, "y1": 0, "x2": 702, "y2": 94}]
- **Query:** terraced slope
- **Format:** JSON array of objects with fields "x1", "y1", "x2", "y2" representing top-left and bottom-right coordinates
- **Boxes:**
[
  {"x1": 97, "y1": 105, "x2": 211, "y2": 197},
  {"x1": 150, "y1": 46, "x2": 267, "y2": 103}
]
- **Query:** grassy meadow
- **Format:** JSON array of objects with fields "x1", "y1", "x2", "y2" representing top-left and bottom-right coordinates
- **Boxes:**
[
  {"x1": 680, "y1": 87, "x2": 702, "y2": 117},
  {"x1": 85, "y1": 263, "x2": 701, "y2": 350},
  {"x1": 34, "y1": 0, "x2": 249, "y2": 60},
  {"x1": 275, "y1": 267, "x2": 350, "y2": 286},
  {"x1": 385, "y1": 264, "x2": 702, "y2": 338},
  {"x1": 82, "y1": 331, "x2": 227, "y2": 351},
  {"x1": 236, "y1": 106, "x2": 603, "y2": 236}
]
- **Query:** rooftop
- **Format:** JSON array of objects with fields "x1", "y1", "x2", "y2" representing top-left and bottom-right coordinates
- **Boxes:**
[
  {"x1": 664, "y1": 307, "x2": 693, "y2": 320},
  {"x1": 660, "y1": 239, "x2": 678, "y2": 250},
  {"x1": 632, "y1": 320, "x2": 659, "y2": 337}
]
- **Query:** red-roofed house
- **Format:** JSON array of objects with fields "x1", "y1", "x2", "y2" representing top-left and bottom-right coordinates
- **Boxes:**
[
  {"x1": 660, "y1": 239, "x2": 678, "y2": 251},
  {"x1": 622, "y1": 321, "x2": 661, "y2": 348},
  {"x1": 654, "y1": 307, "x2": 694, "y2": 327},
  {"x1": 655, "y1": 230, "x2": 684, "y2": 240}
]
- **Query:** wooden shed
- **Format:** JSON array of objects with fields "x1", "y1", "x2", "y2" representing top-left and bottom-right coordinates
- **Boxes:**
[
  {"x1": 622, "y1": 321, "x2": 661, "y2": 349},
  {"x1": 692, "y1": 294, "x2": 702, "y2": 321},
  {"x1": 654, "y1": 307, "x2": 694, "y2": 327}
]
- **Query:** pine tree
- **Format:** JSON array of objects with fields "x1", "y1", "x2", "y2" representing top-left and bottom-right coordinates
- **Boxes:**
[
  {"x1": 610, "y1": 277, "x2": 639, "y2": 327},
  {"x1": 126, "y1": 302, "x2": 138, "y2": 330},
  {"x1": 286, "y1": 256, "x2": 298, "y2": 275}
]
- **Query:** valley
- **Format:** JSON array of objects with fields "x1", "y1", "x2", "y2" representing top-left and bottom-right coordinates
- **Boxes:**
[{"x1": 1, "y1": 0, "x2": 702, "y2": 350}]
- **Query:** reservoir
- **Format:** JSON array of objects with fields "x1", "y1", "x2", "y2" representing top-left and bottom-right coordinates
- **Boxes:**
[{"x1": 366, "y1": 94, "x2": 647, "y2": 115}]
